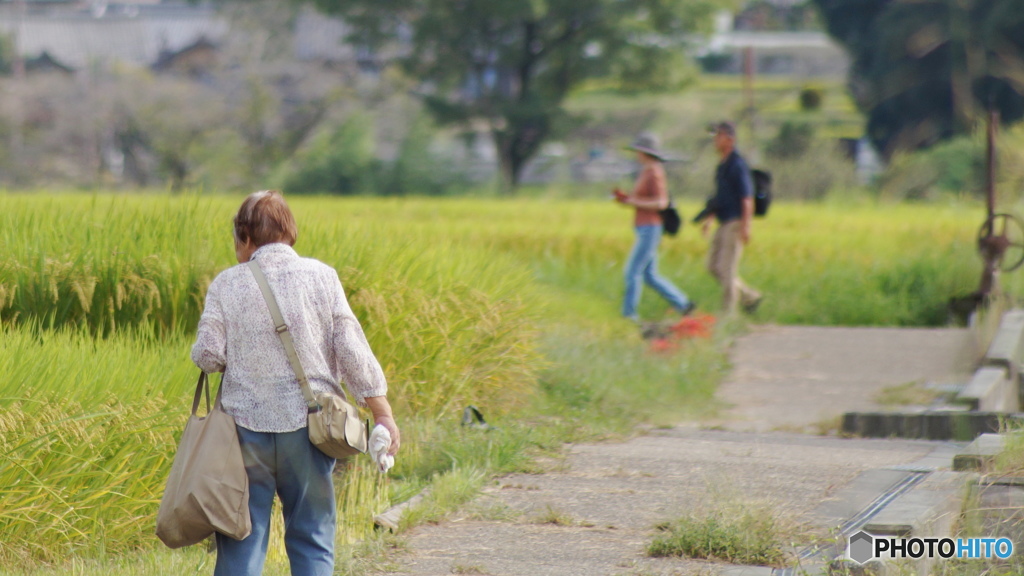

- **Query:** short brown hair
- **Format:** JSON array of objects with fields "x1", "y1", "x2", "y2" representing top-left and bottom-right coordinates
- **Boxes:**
[
  {"x1": 710, "y1": 121, "x2": 737, "y2": 138},
  {"x1": 233, "y1": 190, "x2": 298, "y2": 247}
]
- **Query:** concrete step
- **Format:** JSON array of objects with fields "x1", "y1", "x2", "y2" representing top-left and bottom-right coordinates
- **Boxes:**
[
  {"x1": 983, "y1": 309, "x2": 1024, "y2": 375},
  {"x1": 862, "y1": 471, "x2": 975, "y2": 537},
  {"x1": 842, "y1": 410, "x2": 1022, "y2": 441},
  {"x1": 373, "y1": 487, "x2": 431, "y2": 531},
  {"x1": 954, "y1": 367, "x2": 1016, "y2": 412},
  {"x1": 720, "y1": 566, "x2": 775, "y2": 576},
  {"x1": 828, "y1": 471, "x2": 978, "y2": 575},
  {"x1": 952, "y1": 433, "x2": 1005, "y2": 473}
]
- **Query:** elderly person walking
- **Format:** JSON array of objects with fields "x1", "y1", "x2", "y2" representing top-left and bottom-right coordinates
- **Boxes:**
[
  {"x1": 696, "y1": 121, "x2": 762, "y2": 314},
  {"x1": 191, "y1": 190, "x2": 400, "y2": 576},
  {"x1": 613, "y1": 132, "x2": 695, "y2": 322}
]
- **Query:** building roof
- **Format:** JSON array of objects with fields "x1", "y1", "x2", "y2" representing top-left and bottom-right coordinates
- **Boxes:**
[
  {"x1": 150, "y1": 35, "x2": 217, "y2": 72},
  {"x1": 24, "y1": 49, "x2": 75, "y2": 73},
  {"x1": 0, "y1": 2, "x2": 227, "y2": 69},
  {"x1": 707, "y1": 31, "x2": 840, "y2": 52}
]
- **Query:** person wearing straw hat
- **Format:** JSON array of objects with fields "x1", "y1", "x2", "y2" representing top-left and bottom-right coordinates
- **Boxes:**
[{"x1": 613, "y1": 132, "x2": 695, "y2": 322}]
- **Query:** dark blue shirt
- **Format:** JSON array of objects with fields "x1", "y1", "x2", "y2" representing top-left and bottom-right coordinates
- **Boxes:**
[{"x1": 713, "y1": 150, "x2": 753, "y2": 224}]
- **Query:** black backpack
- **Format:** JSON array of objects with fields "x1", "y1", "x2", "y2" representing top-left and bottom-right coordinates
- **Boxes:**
[{"x1": 751, "y1": 169, "x2": 772, "y2": 217}]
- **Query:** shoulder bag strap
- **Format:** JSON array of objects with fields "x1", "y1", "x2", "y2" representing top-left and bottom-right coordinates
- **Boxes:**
[
  {"x1": 247, "y1": 260, "x2": 321, "y2": 413},
  {"x1": 191, "y1": 371, "x2": 211, "y2": 416}
]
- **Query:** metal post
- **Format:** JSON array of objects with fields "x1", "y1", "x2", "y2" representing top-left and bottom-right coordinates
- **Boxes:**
[
  {"x1": 978, "y1": 109, "x2": 1000, "y2": 297},
  {"x1": 986, "y1": 108, "x2": 998, "y2": 220},
  {"x1": 12, "y1": 0, "x2": 25, "y2": 80},
  {"x1": 10, "y1": 0, "x2": 26, "y2": 159},
  {"x1": 742, "y1": 46, "x2": 755, "y2": 137}
]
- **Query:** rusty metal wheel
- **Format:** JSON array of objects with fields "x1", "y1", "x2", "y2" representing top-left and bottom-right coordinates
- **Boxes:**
[{"x1": 977, "y1": 213, "x2": 1024, "y2": 272}]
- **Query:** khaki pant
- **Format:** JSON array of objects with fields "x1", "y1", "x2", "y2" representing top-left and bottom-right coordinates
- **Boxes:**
[{"x1": 707, "y1": 220, "x2": 761, "y2": 314}]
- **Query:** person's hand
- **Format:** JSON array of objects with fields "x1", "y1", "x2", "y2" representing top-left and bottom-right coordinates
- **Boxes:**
[
  {"x1": 612, "y1": 188, "x2": 629, "y2": 204},
  {"x1": 701, "y1": 219, "x2": 711, "y2": 238},
  {"x1": 741, "y1": 223, "x2": 751, "y2": 245},
  {"x1": 365, "y1": 395, "x2": 400, "y2": 455},
  {"x1": 374, "y1": 414, "x2": 401, "y2": 456}
]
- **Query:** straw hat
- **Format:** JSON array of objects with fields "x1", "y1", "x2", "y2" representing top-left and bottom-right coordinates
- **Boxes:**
[{"x1": 625, "y1": 132, "x2": 670, "y2": 162}]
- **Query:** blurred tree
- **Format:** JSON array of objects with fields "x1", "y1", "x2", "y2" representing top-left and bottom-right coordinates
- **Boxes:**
[
  {"x1": 799, "y1": 86, "x2": 824, "y2": 111},
  {"x1": 814, "y1": 0, "x2": 1024, "y2": 159},
  {"x1": 767, "y1": 121, "x2": 815, "y2": 159},
  {"x1": 309, "y1": 0, "x2": 731, "y2": 188}
]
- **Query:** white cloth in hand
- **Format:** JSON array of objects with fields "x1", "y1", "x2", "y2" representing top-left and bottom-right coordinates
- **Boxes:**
[{"x1": 369, "y1": 424, "x2": 394, "y2": 474}]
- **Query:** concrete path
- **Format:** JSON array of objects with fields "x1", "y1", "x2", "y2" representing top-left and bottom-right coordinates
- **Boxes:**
[
  {"x1": 713, "y1": 325, "x2": 977, "y2": 433},
  {"x1": 382, "y1": 327, "x2": 978, "y2": 576}
]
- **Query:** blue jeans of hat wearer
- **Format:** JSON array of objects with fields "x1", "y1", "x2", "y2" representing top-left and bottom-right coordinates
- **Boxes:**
[
  {"x1": 215, "y1": 426, "x2": 336, "y2": 576},
  {"x1": 623, "y1": 224, "x2": 691, "y2": 319}
]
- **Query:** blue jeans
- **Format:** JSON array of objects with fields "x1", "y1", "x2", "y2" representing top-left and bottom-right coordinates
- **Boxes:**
[
  {"x1": 215, "y1": 426, "x2": 336, "y2": 576},
  {"x1": 623, "y1": 224, "x2": 691, "y2": 319}
]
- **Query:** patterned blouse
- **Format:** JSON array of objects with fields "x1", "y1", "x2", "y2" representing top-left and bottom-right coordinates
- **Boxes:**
[{"x1": 191, "y1": 243, "x2": 388, "y2": 433}]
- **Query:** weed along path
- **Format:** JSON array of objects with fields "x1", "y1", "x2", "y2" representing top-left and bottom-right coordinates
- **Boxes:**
[{"x1": 382, "y1": 326, "x2": 976, "y2": 576}]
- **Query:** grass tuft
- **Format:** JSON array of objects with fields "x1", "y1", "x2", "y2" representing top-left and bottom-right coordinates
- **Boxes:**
[{"x1": 647, "y1": 501, "x2": 800, "y2": 567}]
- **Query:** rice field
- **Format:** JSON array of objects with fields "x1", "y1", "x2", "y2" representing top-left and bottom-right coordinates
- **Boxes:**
[{"x1": 0, "y1": 191, "x2": 1002, "y2": 573}]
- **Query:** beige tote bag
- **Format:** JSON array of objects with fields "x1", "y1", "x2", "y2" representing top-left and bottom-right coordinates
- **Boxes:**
[{"x1": 156, "y1": 371, "x2": 251, "y2": 548}]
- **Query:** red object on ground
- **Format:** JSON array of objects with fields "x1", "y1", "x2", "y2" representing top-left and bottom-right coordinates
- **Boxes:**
[
  {"x1": 649, "y1": 338, "x2": 679, "y2": 354},
  {"x1": 670, "y1": 313, "x2": 717, "y2": 339},
  {"x1": 647, "y1": 313, "x2": 716, "y2": 354}
]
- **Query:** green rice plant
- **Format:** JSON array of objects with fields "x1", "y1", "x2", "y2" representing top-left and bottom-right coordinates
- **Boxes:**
[
  {"x1": 0, "y1": 194, "x2": 228, "y2": 335},
  {"x1": 0, "y1": 532, "x2": 408, "y2": 576},
  {"x1": 0, "y1": 195, "x2": 544, "y2": 421},
  {"x1": 0, "y1": 327, "x2": 196, "y2": 407},
  {"x1": 0, "y1": 193, "x2": 999, "y2": 334},
  {"x1": 0, "y1": 378, "x2": 405, "y2": 570},
  {"x1": 0, "y1": 398, "x2": 179, "y2": 565}
]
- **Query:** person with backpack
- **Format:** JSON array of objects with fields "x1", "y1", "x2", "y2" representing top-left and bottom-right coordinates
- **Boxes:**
[
  {"x1": 613, "y1": 132, "x2": 695, "y2": 322},
  {"x1": 695, "y1": 121, "x2": 762, "y2": 315}
]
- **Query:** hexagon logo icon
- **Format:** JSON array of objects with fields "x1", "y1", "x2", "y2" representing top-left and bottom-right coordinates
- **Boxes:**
[{"x1": 848, "y1": 531, "x2": 874, "y2": 564}]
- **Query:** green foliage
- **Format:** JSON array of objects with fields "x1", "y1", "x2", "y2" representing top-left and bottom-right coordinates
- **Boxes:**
[
  {"x1": 766, "y1": 121, "x2": 816, "y2": 160},
  {"x1": 387, "y1": 115, "x2": 471, "y2": 196},
  {"x1": 276, "y1": 114, "x2": 471, "y2": 196},
  {"x1": 310, "y1": 0, "x2": 730, "y2": 185},
  {"x1": 879, "y1": 135, "x2": 985, "y2": 199},
  {"x1": 276, "y1": 117, "x2": 379, "y2": 195},
  {"x1": 799, "y1": 86, "x2": 824, "y2": 111},
  {"x1": 736, "y1": 0, "x2": 823, "y2": 32},
  {"x1": 766, "y1": 138, "x2": 857, "y2": 200},
  {"x1": 814, "y1": 0, "x2": 1024, "y2": 158},
  {"x1": 697, "y1": 52, "x2": 734, "y2": 74},
  {"x1": 0, "y1": 34, "x2": 14, "y2": 75}
]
